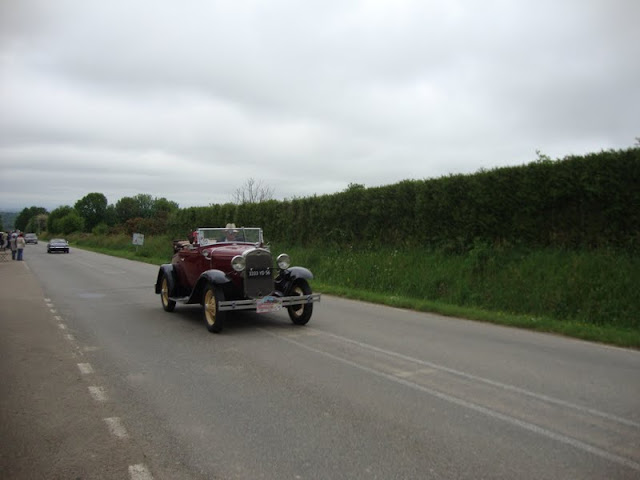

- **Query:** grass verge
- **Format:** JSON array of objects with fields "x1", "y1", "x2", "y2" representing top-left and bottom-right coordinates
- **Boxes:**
[{"x1": 313, "y1": 282, "x2": 640, "y2": 349}]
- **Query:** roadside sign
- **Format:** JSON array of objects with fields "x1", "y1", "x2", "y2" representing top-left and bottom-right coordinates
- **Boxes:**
[{"x1": 132, "y1": 233, "x2": 145, "y2": 246}]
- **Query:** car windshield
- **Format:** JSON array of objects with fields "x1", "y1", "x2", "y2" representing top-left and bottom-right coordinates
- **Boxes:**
[
  {"x1": 51, "y1": 239, "x2": 66, "y2": 243},
  {"x1": 197, "y1": 228, "x2": 262, "y2": 245}
]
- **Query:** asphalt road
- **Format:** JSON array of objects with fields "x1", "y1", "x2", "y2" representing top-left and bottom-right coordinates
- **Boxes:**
[{"x1": 1, "y1": 243, "x2": 639, "y2": 479}]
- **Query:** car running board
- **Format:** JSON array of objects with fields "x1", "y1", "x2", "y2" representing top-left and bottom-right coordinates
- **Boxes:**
[{"x1": 168, "y1": 296, "x2": 190, "y2": 303}]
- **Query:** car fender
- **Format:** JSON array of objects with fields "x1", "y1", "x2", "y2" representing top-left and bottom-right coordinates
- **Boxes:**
[
  {"x1": 155, "y1": 264, "x2": 176, "y2": 294},
  {"x1": 189, "y1": 269, "x2": 232, "y2": 304},
  {"x1": 278, "y1": 266, "x2": 314, "y2": 296},
  {"x1": 288, "y1": 266, "x2": 314, "y2": 281}
]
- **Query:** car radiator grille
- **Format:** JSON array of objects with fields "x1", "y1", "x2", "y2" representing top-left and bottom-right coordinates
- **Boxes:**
[{"x1": 244, "y1": 249, "x2": 274, "y2": 298}]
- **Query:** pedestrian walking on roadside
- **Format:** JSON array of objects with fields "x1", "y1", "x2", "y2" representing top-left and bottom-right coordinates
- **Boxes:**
[
  {"x1": 10, "y1": 232, "x2": 17, "y2": 260},
  {"x1": 16, "y1": 233, "x2": 26, "y2": 261}
]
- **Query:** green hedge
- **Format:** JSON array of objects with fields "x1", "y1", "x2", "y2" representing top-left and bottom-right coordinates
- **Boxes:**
[{"x1": 168, "y1": 147, "x2": 640, "y2": 252}]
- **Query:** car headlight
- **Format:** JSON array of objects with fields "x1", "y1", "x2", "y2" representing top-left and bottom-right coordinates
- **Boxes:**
[
  {"x1": 276, "y1": 253, "x2": 291, "y2": 270},
  {"x1": 231, "y1": 255, "x2": 246, "y2": 272}
]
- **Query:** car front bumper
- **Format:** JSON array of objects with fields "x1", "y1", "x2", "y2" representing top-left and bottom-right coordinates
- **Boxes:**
[{"x1": 218, "y1": 293, "x2": 321, "y2": 312}]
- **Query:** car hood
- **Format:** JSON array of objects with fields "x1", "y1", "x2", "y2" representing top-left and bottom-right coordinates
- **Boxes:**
[{"x1": 206, "y1": 244, "x2": 256, "y2": 261}]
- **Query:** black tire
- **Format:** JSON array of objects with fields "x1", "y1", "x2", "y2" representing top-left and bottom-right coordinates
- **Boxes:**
[
  {"x1": 287, "y1": 279, "x2": 313, "y2": 325},
  {"x1": 203, "y1": 283, "x2": 226, "y2": 333},
  {"x1": 160, "y1": 273, "x2": 176, "y2": 312}
]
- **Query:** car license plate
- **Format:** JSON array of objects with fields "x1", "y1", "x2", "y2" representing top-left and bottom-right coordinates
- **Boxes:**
[
  {"x1": 256, "y1": 295, "x2": 282, "y2": 313},
  {"x1": 248, "y1": 267, "x2": 272, "y2": 278}
]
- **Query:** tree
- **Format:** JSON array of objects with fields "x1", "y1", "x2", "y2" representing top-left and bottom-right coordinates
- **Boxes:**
[
  {"x1": 152, "y1": 197, "x2": 179, "y2": 217},
  {"x1": 133, "y1": 194, "x2": 155, "y2": 218},
  {"x1": 26, "y1": 214, "x2": 48, "y2": 234},
  {"x1": 104, "y1": 204, "x2": 117, "y2": 227},
  {"x1": 231, "y1": 178, "x2": 275, "y2": 204},
  {"x1": 59, "y1": 211, "x2": 84, "y2": 235},
  {"x1": 15, "y1": 206, "x2": 48, "y2": 232},
  {"x1": 345, "y1": 182, "x2": 365, "y2": 192},
  {"x1": 115, "y1": 194, "x2": 177, "y2": 223},
  {"x1": 75, "y1": 193, "x2": 108, "y2": 232},
  {"x1": 47, "y1": 206, "x2": 74, "y2": 234},
  {"x1": 115, "y1": 196, "x2": 139, "y2": 223}
]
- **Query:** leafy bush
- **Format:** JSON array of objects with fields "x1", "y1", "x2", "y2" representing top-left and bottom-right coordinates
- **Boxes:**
[
  {"x1": 59, "y1": 211, "x2": 84, "y2": 235},
  {"x1": 92, "y1": 223, "x2": 109, "y2": 236}
]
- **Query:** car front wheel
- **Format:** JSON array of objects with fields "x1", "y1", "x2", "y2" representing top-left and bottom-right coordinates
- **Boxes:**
[
  {"x1": 160, "y1": 274, "x2": 176, "y2": 312},
  {"x1": 203, "y1": 283, "x2": 226, "y2": 333},
  {"x1": 287, "y1": 279, "x2": 313, "y2": 325}
]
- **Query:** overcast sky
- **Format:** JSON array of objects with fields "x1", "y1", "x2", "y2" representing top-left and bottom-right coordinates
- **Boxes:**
[{"x1": 1, "y1": 0, "x2": 638, "y2": 212}]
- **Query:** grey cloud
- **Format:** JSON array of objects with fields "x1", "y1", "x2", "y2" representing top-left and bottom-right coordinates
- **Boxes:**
[{"x1": 1, "y1": 0, "x2": 638, "y2": 212}]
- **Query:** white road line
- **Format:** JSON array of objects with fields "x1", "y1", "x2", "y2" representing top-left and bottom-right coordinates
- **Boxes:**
[
  {"x1": 104, "y1": 417, "x2": 129, "y2": 439},
  {"x1": 53, "y1": 315, "x2": 62, "y2": 322},
  {"x1": 88, "y1": 386, "x2": 107, "y2": 402},
  {"x1": 49, "y1": 309, "x2": 56, "y2": 314},
  {"x1": 129, "y1": 464, "x2": 154, "y2": 480},
  {"x1": 320, "y1": 330, "x2": 640, "y2": 429},
  {"x1": 44, "y1": 298, "x2": 51, "y2": 302},
  {"x1": 77, "y1": 363, "x2": 94, "y2": 375},
  {"x1": 267, "y1": 329, "x2": 640, "y2": 472},
  {"x1": 394, "y1": 367, "x2": 437, "y2": 378},
  {"x1": 58, "y1": 323, "x2": 67, "y2": 330},
  {"x1": 64, "y1": 334, "x2": 75, "y2": 342}
]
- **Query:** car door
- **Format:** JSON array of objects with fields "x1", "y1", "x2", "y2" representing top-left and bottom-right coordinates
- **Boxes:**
[{"x1": 175, "y1": 246, "x2": 204, "y2": 289}]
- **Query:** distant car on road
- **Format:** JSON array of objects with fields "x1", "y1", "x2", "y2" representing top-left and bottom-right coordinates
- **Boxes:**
[
  {"x1": 25, "y1": 233, "x2": 38, "y2": 244},
  {"x1": 47, "y1": 238, "x2": 70, "y2": 254},
  {"x1": 155, "y1": 225, "x2": 320, "y2": 333}
]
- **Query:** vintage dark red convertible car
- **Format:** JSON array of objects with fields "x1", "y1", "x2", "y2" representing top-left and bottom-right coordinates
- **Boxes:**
[{"x1": 154, "y1": 226, "x2": 320, "y2": 333}]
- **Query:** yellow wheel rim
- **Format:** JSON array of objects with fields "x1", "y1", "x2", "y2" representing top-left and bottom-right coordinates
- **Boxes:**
[
  {"x1": 161, "y1": 278, "x2": 170, "y2": 305},
  {"x1": 290, "y1": 285, "x2": 304, "y2": 317},
  {"x1": 204, "y1": 289, "x2": 217, "y2": 326}
]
